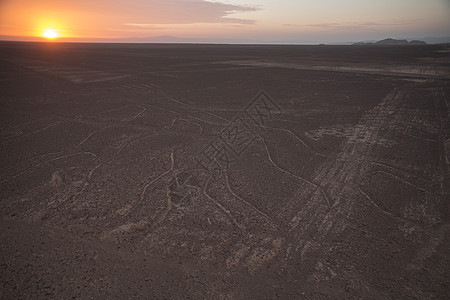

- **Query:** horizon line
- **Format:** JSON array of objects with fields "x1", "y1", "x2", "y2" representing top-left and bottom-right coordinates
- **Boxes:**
[{"x1": 1, "y1": 35, "x2": 449, "y2": 45}]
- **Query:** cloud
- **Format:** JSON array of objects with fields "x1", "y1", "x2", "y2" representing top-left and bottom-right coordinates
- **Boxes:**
[
  {"x1": 105, "y1": 0, "x2": 258, "y2": 25},
  {"x1": 283, "y1": 23, "x2": 342, "y2": 28},
  {"x1": 305, "y1": 23, "x2": 342, "y2": 28},
  {"x1": 284, "y1": 19, "x2": 423, "y2": 29},
  {"x1": 358, "y1": 19, "x2": 423, "y2": 26},
  {"x1": 153, "y1": 0, "x2": 257, "y2": 24}
]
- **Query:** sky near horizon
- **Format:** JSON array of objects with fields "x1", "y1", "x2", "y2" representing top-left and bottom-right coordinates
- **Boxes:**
[{"x1": 1, "y1": 0, "x2": 449, "y2": 43}]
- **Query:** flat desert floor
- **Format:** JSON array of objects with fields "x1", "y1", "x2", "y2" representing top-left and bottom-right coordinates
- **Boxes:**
[{"x1": 1, "y1": 42, "x2": 449, "y2": 298}]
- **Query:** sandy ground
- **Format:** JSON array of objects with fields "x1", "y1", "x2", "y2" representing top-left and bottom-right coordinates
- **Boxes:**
[{"x1": 0, "y1": 42, "x2": 449, "y2": 298}]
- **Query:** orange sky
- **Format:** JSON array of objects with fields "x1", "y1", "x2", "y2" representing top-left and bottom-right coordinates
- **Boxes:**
[{"x1": 1, "y1": 0, "x2": 450, "y2": 43}]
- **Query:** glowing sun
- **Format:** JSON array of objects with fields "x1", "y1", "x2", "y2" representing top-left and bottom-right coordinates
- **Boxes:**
[{"x1": 42, "y1": 29, "x2": 59, "y2": 39}]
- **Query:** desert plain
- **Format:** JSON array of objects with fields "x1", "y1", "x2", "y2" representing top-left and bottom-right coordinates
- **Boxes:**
[{"x1": 0, "y1": 41, "x2": 449, "y2": 298}]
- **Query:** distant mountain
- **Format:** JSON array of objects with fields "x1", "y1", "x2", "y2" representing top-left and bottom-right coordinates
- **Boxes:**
[
  {"x1": 375, "y1": 38, "x2": 427, "y2": 45},
  {"x1": 353, "y1": 38, "x2": 427, "y2": 46}
]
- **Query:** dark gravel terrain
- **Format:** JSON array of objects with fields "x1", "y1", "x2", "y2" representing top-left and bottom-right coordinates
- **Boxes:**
[{"x1": 1, "y1": 41, "x2": 449, "y2": 298}]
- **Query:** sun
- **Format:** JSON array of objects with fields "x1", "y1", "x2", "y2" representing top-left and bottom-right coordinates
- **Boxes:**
[{"x1": 42, "y1": 29, "x2": 59, "y2": 39}]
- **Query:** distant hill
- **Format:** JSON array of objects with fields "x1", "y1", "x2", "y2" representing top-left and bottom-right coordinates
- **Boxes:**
[{"x1": 353, "y1": 38, "x2": 427, "y2": 46}]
